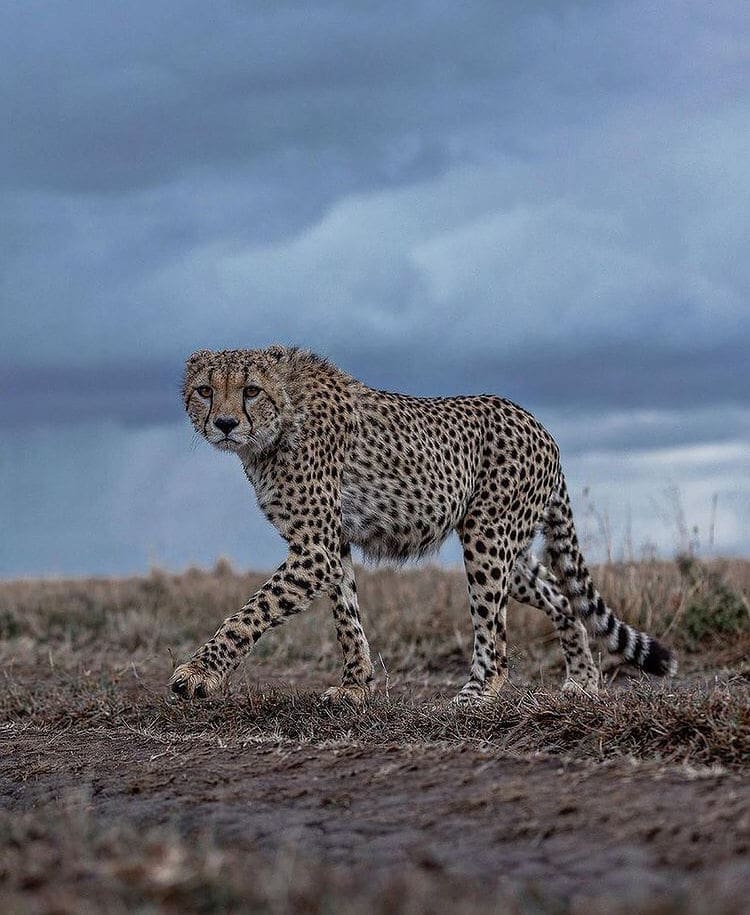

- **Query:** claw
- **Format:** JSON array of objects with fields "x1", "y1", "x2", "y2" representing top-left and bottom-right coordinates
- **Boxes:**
[
  {"x1": 168, "y1": 659, "x2": 224, "y2": 700},
  {"x1": 170, "y1": 677, "x2": 189, "y2": 697}
]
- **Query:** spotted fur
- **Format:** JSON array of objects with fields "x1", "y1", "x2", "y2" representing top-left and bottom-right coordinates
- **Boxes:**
[{"x1": 170, "y1": 346, "x2": 676, "y2": 702}]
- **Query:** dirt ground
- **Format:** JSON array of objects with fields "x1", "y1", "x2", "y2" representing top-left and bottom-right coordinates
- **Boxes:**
[{"x1": 1, "y1": 560, "x2": 749, "y2": 913}]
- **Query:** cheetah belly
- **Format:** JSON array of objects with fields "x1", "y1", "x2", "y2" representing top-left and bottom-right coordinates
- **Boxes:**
[{"x1": 340, "y1": 473, "x2": 460, "y2": 562}]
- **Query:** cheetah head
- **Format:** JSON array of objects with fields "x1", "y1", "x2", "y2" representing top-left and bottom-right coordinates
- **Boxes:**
[{"x1": 183, "y1": 346, "x2": 294, "y2": 456}]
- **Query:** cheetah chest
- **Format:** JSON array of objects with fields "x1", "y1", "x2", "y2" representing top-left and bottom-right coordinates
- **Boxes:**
[{"x1": 243, "y1": 463, "x2": 283, "y2": 529}]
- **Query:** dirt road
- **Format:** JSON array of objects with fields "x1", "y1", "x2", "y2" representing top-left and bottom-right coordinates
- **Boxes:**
[{"x1": 3, "y1": 700, "x2": 749, "y2": 912}]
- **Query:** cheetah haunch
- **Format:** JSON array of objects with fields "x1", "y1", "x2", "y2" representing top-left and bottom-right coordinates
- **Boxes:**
[{"x1": 170, "y1": 346, "x2": 676, "y2": 703}]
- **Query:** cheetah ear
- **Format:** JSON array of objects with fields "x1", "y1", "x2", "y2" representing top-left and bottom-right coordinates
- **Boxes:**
[
  {"x1": 186, "y1": 349, "x2": 213, "y2": 370},
  {"x1": 187, "y1": 349, "x2": 211, "y2": 365},
  {"x1": 265, "y1": 344, "x2": 292, "y2": 364}
]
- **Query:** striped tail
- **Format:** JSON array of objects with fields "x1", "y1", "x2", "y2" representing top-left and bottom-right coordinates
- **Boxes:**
[{"x1": 542, "y1": 475, "x2": 677, "y2": 676}]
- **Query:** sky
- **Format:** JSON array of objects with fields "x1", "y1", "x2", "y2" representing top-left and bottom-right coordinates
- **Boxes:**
[{"x1": 2, "y1": 1, "x2": 749, "y2": 577}]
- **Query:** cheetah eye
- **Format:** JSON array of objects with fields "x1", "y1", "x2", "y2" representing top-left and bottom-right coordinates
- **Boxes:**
[
  {"x1": 244, "y1": 385, "x2": 261, "y2": 400},
  {"x1": 195, "y1": 385, "x2": 212, "y2": 399}
]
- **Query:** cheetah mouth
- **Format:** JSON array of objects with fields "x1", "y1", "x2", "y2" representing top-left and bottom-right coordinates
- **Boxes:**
[{"x1": 211, "y1": 435, "x2": 243, "y2": 450}]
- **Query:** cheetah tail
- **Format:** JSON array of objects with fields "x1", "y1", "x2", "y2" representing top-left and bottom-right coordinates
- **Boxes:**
[{"x1": 540, "y1": 476, "x2": 678, "y2": 677}]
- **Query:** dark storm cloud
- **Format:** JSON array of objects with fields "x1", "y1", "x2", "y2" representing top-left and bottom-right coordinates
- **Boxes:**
[
  {"x1": 2, "y1": 1, "x2": 749, "y2": 413},
  {"x1": 1, "y1": 1, "x2": 543, "y2": 194},
  {"x1": 4, "y1": 343, "x2": 749, "y2": 463},
  {"x1": 4, "y1": 1, "x2": 750, "y2": 576}
]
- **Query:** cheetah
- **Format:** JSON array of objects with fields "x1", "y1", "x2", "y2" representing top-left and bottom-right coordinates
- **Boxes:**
[{"x1": 170, "y1": 346, "x2": 676, "y2": 703}]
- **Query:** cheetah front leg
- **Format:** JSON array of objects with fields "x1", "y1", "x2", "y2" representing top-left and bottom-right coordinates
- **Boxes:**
[
  {"x1": 170, "y1": 432, "x2": 349, "y2": 700},
  {"x1": 169, "y1": 543, "x2": 343, "y2": 699},
  {"x1": 320, "y1": 545, "x2": 375, "y2": 707}
]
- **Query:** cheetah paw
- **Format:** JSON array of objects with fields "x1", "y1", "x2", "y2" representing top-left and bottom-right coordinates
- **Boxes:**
[
  {"x1": 561, "y1": 677, "x2": 599, "y2": 698},
  {"x1": 319, "y1": 684, "x2": 371, "y2": 708},
  {"x1": 451, "y1": 691, "x2": 497, "y2": 708},
  {"x1": 451, "y1": 676, "x2": 506, "y2": 707},
  {"x1": 169, "y1": 659, "x2": 225, "y2": 699}
]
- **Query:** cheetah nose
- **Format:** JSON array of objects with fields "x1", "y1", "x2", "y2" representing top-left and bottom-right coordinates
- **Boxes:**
[{"x1": 214, "y1": 417, "x2": 239, "y2": 435}]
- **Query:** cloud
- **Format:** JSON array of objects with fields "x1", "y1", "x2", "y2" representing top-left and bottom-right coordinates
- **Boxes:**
[
  {"x1": 2, "y1": 1, "x2": 749, "y2": 571},
  {"x1": 564, "y1": 438, "x2": 750, "y2": 558},
  {"x1": 4, "y1": 144, "x2": 749, "y2": 409},
  {"x1": 3, "y1": 3, "x2": 749, "y2": 344}
]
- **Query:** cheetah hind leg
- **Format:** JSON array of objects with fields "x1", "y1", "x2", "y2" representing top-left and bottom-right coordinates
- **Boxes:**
[
  {"x1": 453, "y1": 513, "x2": 519, "y2": 706},
  {"x1": 511, "y1": 551, "x2": 599, "y2": 696}
]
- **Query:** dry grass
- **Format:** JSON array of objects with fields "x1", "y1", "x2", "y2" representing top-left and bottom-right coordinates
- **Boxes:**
[
  {"x1": 3, "y1": 554, "x2": 748, "y2": 662},
  {"x1": 2, "y1": 557, "x2": 749, "y2": 767},
  {"x1": 2, "y1": 680, "x2": 749, "y2": 772}
]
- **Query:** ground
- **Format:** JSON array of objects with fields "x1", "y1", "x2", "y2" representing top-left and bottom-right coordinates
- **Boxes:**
[{"x1": 1, "y1": 558, "x2": 749, "y2": 914}]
